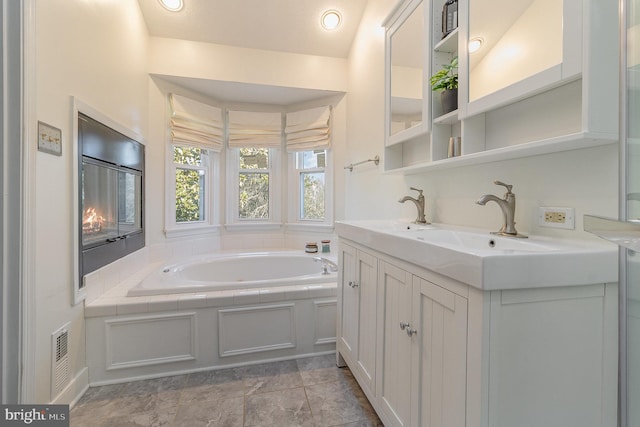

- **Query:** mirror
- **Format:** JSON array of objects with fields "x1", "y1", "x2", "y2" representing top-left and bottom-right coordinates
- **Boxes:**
[
  {"x1": 387, "y1": 0, "x2": 427, "y2": 141},
  {"x1": 468, "y1": 0, "x2": 563, "y2": 102}
]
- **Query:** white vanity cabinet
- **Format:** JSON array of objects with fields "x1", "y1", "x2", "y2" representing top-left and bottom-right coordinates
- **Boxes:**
[
  {"x1": 376, "y1": 261, "x2": 413, "y2": 425},
  {"x1": 336, "y1": 242, "x2": 378, "y2": 398},
  {"x1": 376, "y1": 259, "x2": 468, "y2": 427},
  {"x1": 336, "y1": 237, "x2": 617, "y2": 427},
  {"x1": 479, "y1": 284, "x2": 618, "y2": 427}
]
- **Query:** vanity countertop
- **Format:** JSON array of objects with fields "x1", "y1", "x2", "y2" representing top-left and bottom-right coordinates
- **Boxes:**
[{"x1": 336, "y1": 220, "x2": 619, "y2": 290}]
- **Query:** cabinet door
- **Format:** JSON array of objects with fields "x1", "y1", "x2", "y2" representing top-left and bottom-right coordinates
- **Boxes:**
[
  {"x1": 411, "y1": 276, "x2": 468, "y2": 427},
  {"x1": 338, "y1": 243, "x2": 359, "y2": 361},
  {"x1": 355, "y1": 250, "x2": 378, "y2": 395},
  {"x1": 377, "y1": 261, "x2": 414, "y2": 426},
  {"x1": 337, "y1": 245, "x2": 378, "y2": 397}
]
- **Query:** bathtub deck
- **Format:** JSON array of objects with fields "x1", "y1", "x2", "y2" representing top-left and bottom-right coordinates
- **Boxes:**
[{"x1": 85, "y1": 262, "x2": 336, "y2": 318}]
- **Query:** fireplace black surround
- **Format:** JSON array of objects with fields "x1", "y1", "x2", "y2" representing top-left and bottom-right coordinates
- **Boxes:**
[{"x1": 78, "y1": 113, "x2": 144, "y2": 282}]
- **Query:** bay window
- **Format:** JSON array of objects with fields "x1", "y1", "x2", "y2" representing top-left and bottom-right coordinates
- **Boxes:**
[
  {"x1": 166, "y1": 96, "x2": 335, "y2": 233},
  {"x1": 226, "y1": 109, "x2": 282, "y2": 227},
  {"x1": 165, "y1": 94, "x2": 223, "y2": 236},
  {"x1": 166, "y1": 144, "x2": 219, "y2": 236},
  {"x1": 288, "y1": 149, "x2": 332, "y2": 227}
]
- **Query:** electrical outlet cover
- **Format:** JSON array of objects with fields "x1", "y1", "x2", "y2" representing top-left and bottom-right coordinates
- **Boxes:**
[{"x1": 538, "y1": 207, "x2": 575, "y2": 229}]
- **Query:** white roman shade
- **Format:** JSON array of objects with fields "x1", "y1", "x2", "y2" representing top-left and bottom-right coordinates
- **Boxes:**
[
  {"x1": 285, "y1": 106, "x2": 331, "y2": 152},
  {"x1": 169, "y1": 94, "x2": 224, "y2": 152},
  {"x1": 227, "y1": 110, "x2": 282, "y2": 148}
]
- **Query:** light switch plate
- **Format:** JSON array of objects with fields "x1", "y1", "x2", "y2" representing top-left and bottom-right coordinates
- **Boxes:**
[{"x1": 37, "y1": 121, "x2": 62, "y2": 156}]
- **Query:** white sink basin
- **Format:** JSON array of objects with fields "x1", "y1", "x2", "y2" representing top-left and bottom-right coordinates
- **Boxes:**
[
  {"x1": 357, "y1": 220, "x2": 440, "y2": 232},
  {"x1": 407, "y1": 229, "x2": 557, "y2": 253},
  {"x1": 335, "y1": 220, "x2": 618, "y2": 290}
]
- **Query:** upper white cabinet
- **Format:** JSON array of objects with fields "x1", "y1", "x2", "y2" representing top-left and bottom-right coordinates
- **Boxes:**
[
  {"x1": 461, "y1": 0, "x2": 579, "y2": 115},
  {"x1": 384, "y1": 0, "x2": 432, "y2": 168},
  {"x1": 383, "y1": 0, "x2": 619, "y2": 173}
]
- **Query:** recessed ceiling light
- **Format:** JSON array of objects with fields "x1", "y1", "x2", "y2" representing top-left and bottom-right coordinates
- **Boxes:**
[
  {"x1": 159, "y1": 0, "x2": 183, "y2": 12},
  {"x1": 469, "y1": 37, "x2": 483, "y2": 53},
  {"x1": 321, "y1": 10, "x2": 341, "y2": 30}
]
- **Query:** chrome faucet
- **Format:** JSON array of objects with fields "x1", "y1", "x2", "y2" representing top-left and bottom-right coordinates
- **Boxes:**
[
  {"x1": 476, "y1": 181, "x2": 527, "y2": 238},
  {"x1": 399, "y1": 187, "x2": 429, "y2": 224},
  {"x1": 314, "y1": 257, "x2": 338, "y2": 275}
]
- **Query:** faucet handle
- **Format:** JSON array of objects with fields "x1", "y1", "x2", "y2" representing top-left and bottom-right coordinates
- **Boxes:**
[
  {"x1": 493, "y1": 181, "x2": 513, "y2": 194},
  {"x1": 409, "y1": 187, "x2": 424, "y2": 196}
]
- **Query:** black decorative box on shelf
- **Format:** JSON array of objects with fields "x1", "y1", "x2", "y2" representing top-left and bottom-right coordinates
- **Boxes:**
[{"x1": 442, "y1": 0, "x2": 458, "y2": 39}]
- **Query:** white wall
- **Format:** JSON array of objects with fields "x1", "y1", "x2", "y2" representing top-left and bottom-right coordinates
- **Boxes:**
[
  {"x1": 345, "y1": 1, "x2": 407, "y2": 220},
  {"x1": 148, "y1": 37, "x2": 348, "y2": 93},
  {"x1": 345, "y1": 0, "x2": 618, "y2": 239},
  {"x1": 31, "y1": 0, "x2": 149, "y2": 403}
]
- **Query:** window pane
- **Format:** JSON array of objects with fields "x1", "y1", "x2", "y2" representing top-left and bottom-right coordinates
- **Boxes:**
[
  {"x1": 240, "y1": 147, "x2": 269, "y2": 170},
  {"x1": 297, "y1": 150, "x2": 326, "y2": 169},
  {"x1": 175, "y1": 168, "x2": 205, "y2": 222},
  {"x1": 173, "y1": 146, "x2": 203, "y2": 166},
  {"x1": 300, "y1": 172, "x2": 325, "y2": 220},
  {"x1": 239, "y1": 172, "x2": 269, "y2": 219}
]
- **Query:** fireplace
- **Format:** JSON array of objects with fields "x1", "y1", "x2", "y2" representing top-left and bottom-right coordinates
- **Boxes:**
[{"x1": 78, "y1": 113, "x2": 144, "y2": 280}]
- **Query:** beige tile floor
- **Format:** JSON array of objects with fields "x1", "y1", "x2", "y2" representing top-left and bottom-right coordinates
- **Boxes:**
[{"x1": 70, "y1": 354, "x2": 383, "y2": 426}]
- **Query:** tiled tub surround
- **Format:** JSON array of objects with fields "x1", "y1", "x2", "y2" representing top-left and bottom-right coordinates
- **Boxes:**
[
  {"x1": 71, "y1": 354, "x2": 383, "y2": 426},
  {"x1": 84, "y1": 248, "x2": 338, "y2": 386}
]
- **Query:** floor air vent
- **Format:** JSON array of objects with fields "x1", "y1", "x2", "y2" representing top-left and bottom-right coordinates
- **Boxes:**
[{"x1": 51, "y1": 324, "x2": 70, "y2": 400}]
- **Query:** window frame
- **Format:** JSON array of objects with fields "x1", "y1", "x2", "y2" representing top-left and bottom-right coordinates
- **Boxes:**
[
  {"x1": 165, "y1": 143, "x2": 220, "y2": 237},
  {"x1": 225, "y1": 146, "x2": 282, "y2": 230},
  {"x1": 287, "y1": 149, "x2": 333, "y2": 231}
]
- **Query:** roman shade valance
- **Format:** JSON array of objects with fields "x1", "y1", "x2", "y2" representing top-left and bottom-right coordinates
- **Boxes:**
[
  {"x1": 285, "y1": 106, "x2": 331, "y2": 152},
  {"x1": 169, "y1": 94, "x2": 224, "y2": 152},
  {"x1": 227, "y1": 110, "x2": 282, "y2": 148}
]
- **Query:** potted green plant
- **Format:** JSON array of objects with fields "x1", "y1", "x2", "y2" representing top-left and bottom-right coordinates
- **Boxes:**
[{"x1": 430, "y1": 56, "x2": 458, "y2": 115}]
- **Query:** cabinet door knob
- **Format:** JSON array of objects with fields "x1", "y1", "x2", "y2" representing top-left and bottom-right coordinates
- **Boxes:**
[
  {"x1": 406, "y1": 327, "x2": 418, "y2": 337},
  {"x1": 348, "y1": 281, "x2": 359, "y2": 288},
  {"x1": 399, "y1": 321, "x2": 410, "y2": 330}
]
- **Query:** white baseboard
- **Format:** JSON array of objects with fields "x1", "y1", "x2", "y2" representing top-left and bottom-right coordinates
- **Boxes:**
[
  {"x1": 89, "y1": 349, "x2": 335, "y2": 387},
  {"x1": 51, "y1": 367, "x2": 89, "y2": 408}
]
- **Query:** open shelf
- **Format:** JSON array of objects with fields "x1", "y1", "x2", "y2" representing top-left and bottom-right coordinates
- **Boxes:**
[
  {"x1": 434, "y1": 28, "x2": 458, "y2": 53},
  {"x1": 384, "y1": 132, "x2": 618, "y2": 175},
  {"x1": 433, "y1": 109, "x2": 459, "y2": 125}
]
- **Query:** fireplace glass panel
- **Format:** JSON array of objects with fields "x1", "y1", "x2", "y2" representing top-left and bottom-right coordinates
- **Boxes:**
[
  {"x1": 118, "y1": 170, "x2": 142, "y2": 235},
  {"x1": 82, "y1": 160, "x2": 142, "y2": 247}
]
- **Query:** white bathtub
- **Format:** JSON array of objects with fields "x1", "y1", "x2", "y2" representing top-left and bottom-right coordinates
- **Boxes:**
[{"x1": 128, "y1": 251, "x2": 337, "y2": 296}]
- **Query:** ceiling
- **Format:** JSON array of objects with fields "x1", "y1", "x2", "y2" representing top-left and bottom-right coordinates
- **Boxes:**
[
  {"x1": 138, "y1": 0, "x2": 368, "y2": 58},
  {"x1": 138, "y1": 0, "x2": 367, "y2": 103}
]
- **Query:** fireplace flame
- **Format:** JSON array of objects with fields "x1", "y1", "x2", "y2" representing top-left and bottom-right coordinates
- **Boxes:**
[{"x1": 83, "y1": 207, "x2": 105, "y2": 234}]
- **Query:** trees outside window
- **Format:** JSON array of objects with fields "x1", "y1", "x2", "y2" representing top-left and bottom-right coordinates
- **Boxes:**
[
  {"x1": 173, "y1": 146, "x2": 208, "y2": 223},
  {"x1": 289, "y1": 149, "x2": 332, "y2": 227},
  {"x1": 239, "y1": 147, "x2": 270, "y2": 219}
]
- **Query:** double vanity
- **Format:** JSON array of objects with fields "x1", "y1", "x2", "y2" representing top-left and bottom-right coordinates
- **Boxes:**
[
  {"x1": 346, "y1": 0, "x2": 620, "y2": 421},
  {"x1": 335, "y1": 219, "x2": 618, "y2": 426}
]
